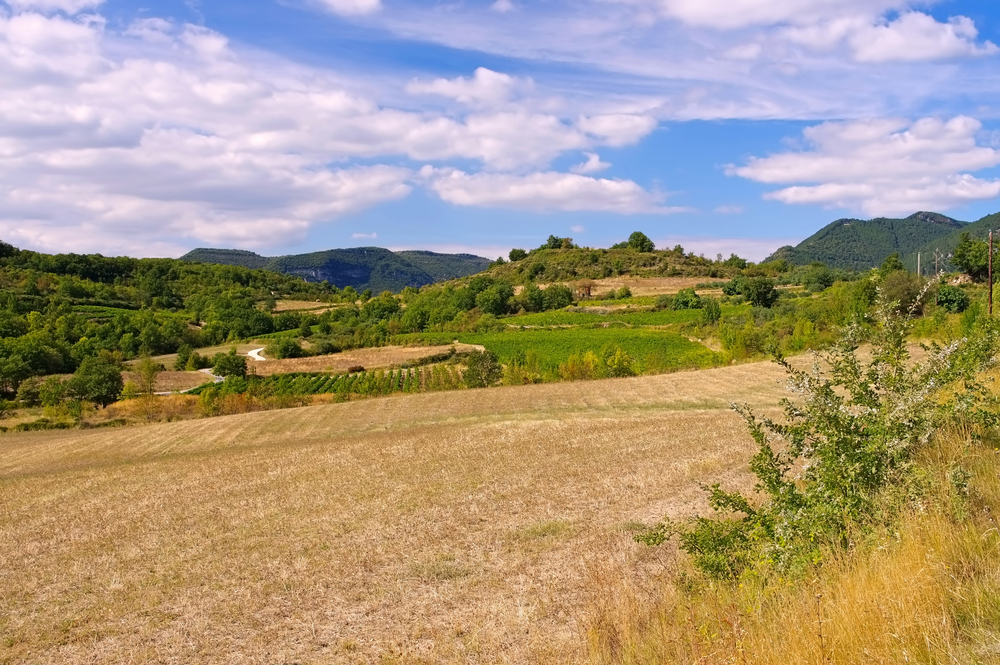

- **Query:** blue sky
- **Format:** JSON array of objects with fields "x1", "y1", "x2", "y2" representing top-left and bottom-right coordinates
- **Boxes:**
[{"x1": 3, "y1": 0, "x2": 1000, "y2": 260}]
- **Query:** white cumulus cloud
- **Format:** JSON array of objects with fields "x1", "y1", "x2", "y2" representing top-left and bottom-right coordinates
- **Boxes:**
[
  {"x1": 0, "y1": 7, "x2": 660, "y2": 254},
  {"x1": 571, "y1": 152, "x2": 610, "y2": 174},
  {"x1": 406, "y1": 67, "x2": 526, "y2": 106},
  {"x1": 577, "y1": 113, "x2": 657, "y2": 146},
  {"x1": 729, "y1": 116, "x2": 1000, "y2": 216},
  {"x1": 421, "y1": 166, "x2": 681, "y2": 214}
]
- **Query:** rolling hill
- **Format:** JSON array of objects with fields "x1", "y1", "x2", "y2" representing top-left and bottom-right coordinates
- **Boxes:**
[
  {"x1": 180, "y1": 246, "x2": 491, "y2": 293},
  {"x1": 765, "y1": 211, "x2": 968, "y2": 271}
]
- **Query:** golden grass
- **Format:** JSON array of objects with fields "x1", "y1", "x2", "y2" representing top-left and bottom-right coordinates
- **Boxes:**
[
  {"x1": 0, "y1": 361, "x2": 791, "y2": 664},
  {"x1": 585, "y1": 430, "x2": 1000, "y2": 665},
  {"x1": 272, "y1": 299, "x2": 336, "y2": 312},
  {"x1": 149, "y1": 371, "x2": 212, "y2": 393},
  {"x1": 250, "y1": 343, "x2": 484, "y2": 375}
]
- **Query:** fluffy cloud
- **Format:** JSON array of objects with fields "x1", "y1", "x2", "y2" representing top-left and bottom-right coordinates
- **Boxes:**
[
  {"x1": 571, "y1": 152, "x2": 610, "y2": 174},
  {"x1": 315, "y1": 0, "x2": 382, "y2": 17},
  {"x1": 577, "y1": 114, "x2": 657, "y2": 146},
  {"x1": 730, "y1": 116, "x2": 1000, "y2": 216},
  {"x1": 785, "y1": 12, "x2": 997, "y2": 63},
  {"x1": 406, "y1": 67, "x2": 525, "y2": 106},
  {"x1": 0, "y1": 7, "x2": 665, "y2": 254},
  {"x1": 421, "y1": 166, "x2": 679, "y2": 214}
]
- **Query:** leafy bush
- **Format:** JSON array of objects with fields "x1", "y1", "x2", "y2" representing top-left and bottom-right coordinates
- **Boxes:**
[
  {"x1": 69, "y1": 356, "x2": 124, "y2": 407},
  {"x1": 936, "y1": 283, "x2": 970, "y2": 313},
  {"x1": 638, "y1": 293, "x2": 999, "y2": 578},
  {"x1": 212, "y1": 349, "x2": 248, "y2": 378},
  {"x1": 881, "y1": 270, "x2": 926, "y2": 315},
  {"x1": 700, "y1": 298, "x2": 721, "y2": 324},
  {"x1": 265, "y1": 337, "x2": 305, "y2": 360},
  {"x1": 543, "y1": 284, "x2": 574, "y2": 310},
  {"x1": 463, "y1": 350, "x2": 502, "y2": 388},
  {"x1": 671, "y1": 288, "x2": 701, "y2": 310},
  {"x1": 654, "y1": 294, "x2": 673, "y2": 310},
  {"x1": 741, "y1": 276, "x2": 779, "y2": 308}
]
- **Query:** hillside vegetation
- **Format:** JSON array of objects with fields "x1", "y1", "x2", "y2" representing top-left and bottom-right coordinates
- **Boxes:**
[
  {"x1": 766, "y1": 211, "x2": 967, "y2": 270},
  {"x1": 181, "y1": 246, "x2": 491, "y2": 292}
]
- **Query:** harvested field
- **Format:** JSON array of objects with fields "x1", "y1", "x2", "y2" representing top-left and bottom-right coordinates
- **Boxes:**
[
  {"x1": 250, "y1": 343, "x2": 484, "y2": 375},
  {"x1": 1, "y1": 361, "x2": 793, "y2": 663},
  {"x1": 272, "y1": 299, "x2": 341, "y2": 312},
  {"x1": 147, "y1": 370, "x2": 213, "y2": 393}
]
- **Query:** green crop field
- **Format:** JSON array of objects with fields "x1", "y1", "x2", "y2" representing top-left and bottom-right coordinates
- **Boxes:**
[{"x1": 397, "y1": 327, "x2": 722, "y2": 373}]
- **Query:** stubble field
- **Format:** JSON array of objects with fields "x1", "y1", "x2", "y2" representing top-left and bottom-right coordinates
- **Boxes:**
[{"x1": 0, "y1": 361, "x2": 791, "y2": 664}]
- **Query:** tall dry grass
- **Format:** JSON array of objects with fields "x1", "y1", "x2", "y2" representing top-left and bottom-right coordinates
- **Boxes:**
[{"x1": 586, "y1": 428, "x2": 1000, "y2": 664}]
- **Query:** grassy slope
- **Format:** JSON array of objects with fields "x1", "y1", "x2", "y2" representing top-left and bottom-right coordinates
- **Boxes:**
[{"x1": 1, "y1": 363, "x2": 789, "y2": 664}]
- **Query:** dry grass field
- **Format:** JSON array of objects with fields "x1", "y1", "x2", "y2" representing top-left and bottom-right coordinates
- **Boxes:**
[
  {"x1": 0, "y1": 361, "x2": 792, "y2": 664},
  {"x1": 250, "y1": 343, "x2": 484, "y2": 375},
  {"x1": 148, "y1": 371, "x2": 213, "y2": 393}
]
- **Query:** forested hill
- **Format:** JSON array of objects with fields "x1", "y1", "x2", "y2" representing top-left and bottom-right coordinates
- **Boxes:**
[
  {"x1": 181, "y1": 247, "x2": 491, "y2": 293},
  {"x1": 766, "y1": 211, "x2": 968, "y2": 270},
  {"x1": 912, "y1": 211, "x2": 1000, "y2": 264}
]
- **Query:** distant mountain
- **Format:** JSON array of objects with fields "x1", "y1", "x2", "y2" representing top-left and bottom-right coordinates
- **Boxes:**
[
  {"x1": 180, "y1": 246, "x2": 491, "y2": 293},
  {"x1": 911, "y1": 211, "x2": 1000, "y2": 269},
  {"x1": 766, "y1": 211, "x2": 968, "y2": 271}
]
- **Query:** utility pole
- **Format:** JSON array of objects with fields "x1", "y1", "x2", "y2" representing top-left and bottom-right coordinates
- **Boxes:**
[{"x1": 917, "y1": 252, "x2": 921, "y2": 276}]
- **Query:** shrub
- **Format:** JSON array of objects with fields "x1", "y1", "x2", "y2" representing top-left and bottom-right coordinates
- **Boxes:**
[
  {"x1": 543, "y1": 284, "x2": 574, "y2": 310},
  {"x1": 463, "y1": 350, "x2": 502, "y2": 388},
  {"x1": 741, "y1": 276, "x2": 779, "y2": 308},
  {"x1": 936, "y1": 283, "x2": 970, "y2": 313},
  {"x1": 616, "y1": 286, "x2": 633, "y2": 300},
  {"x1": 699, "y1": 298, "x2": 721, "y2": 324},
  {"x1": 638, "y1": 291, "x2": 1000, "y2": 578},
  {"x1": 671, "y1": 288, "x2": 701, "y2": 310},
  {"x1": 881, "y1": 270, "x2": 926, "y2": 315},
  {"x1": 654, "y1": 294, "x2": 673, "y2": 311},
  {"x1": 605, "y1": 347, "x2": 636, "y2": 377},
  {"x1": 69, "y1": 356, "x2": 124, "y2": 407},
  {"x1": 212, "y1": 349, "x2": 248, "y2": 378},
  {"x1": 265, "y1": 337, "x2": 305, "y2": 360}
]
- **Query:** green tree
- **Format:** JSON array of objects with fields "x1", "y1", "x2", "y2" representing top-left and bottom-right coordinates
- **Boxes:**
[
  {"x1": 741, "y1": 276, "x2": 779, "y2": 308},
  {"x1": 132, "y1": 356, "x2": 162, "y2": 397},
  {"x1": 879, "y1": 252, "x2": 906, "y2": 275},
  {"x1": 700, "y1": 297, "x2": 722, "y2": 324},
  {"x1": 509, "y1": 248, "x2": 528, "y2": 262},
  {"x1": 265, "y1": 337, "x2": 305, "y2": 359},
  {"x1": 936, "y1": 284, "x2": 970, "y2": 313},
  {"x1": 627, "y1": 231, "x2": 655, "y2": 253},
  {"x1": 476, "y1": 283, "x2": 514, "y2": 316},
  {"x1": 174, "y1": 344, "x2": 193, "y2": 371},
  {"x1": 543, "y1": 284, "x2": 574, "y2": 310},
  {"x1": 672, "y1": 288, "x2": 701, "y2": 310},
  {"x1": 952, "y1": 232, "x2": 990, "y2": 281},
  {"x1": 463, "y1": 351, "x2": 502, "y2": 388},
  {"x1": 605, "y1": 348, "x2": 636, "y2": 377},
  {"x1": 212, "y1": 348, "x2": 247, "y2": 378},
  {"x1": 69, "y1": 357, "x2": 124, "y2": 407}
]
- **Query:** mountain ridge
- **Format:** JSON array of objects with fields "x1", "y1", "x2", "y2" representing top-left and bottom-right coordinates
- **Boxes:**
[
  {"x1": 765, "y1": 211, "x2": 976, "y2": 271},
  {"x1": 180, "y1": 246, "x2": 491, "y2": 293}
]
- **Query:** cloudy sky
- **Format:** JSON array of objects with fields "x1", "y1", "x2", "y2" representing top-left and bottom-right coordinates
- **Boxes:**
[{"x1": 2, "y1": 0, "x2": 1000, "y2": 260}]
